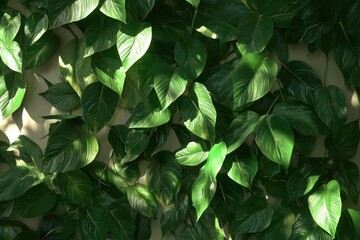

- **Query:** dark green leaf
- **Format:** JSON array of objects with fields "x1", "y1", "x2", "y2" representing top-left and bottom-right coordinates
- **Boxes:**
[
  {"x1": 348, "y1": 209, "x2": 360, "y2": 238},
  {"x1": 144, "y1": 124, "x2": 170, "y2": 157},
  {"x1": 81, "y1": 208, "x2": 107, "y2": 240},
  {"x1": 147, "y1": 151, "x2": 182, "y2": 206},
  {"x1": 40, "y1": 82, "x2": 80, "y2": 112},
  {"x1": 105, "y1": 207, "x2": 135, "y2": 240},
  {"x1": 314, "y1": 86, "x2": 347, "y2": 134},
  {"x1": 279, "y1": 61, "x2": 322, "y2": 105},
  {"x1": 0, "y1": 221, "x2": 24, "y2": 240},
  {"x1": 270, "y1": 30, "x2": 289, "y2": 63},
  {"x1": 11, "y1": 135, "x2": 43, "y2": 170},
  {"x1": 175, "y1": 38, "x2": 207, "y2": 79},
  {"x1": 43, "y1": 118, "x2": 99, "y2": 173},
  {"x1": 100, "y1": 0, "x2": 126, "y2": 23},
  {"x1": 127, "y1": 0, "x2": 155, "y2": 20},
  {"x1": 181, "y1": 82, "x2": 217, "y2": 142},
  {"x1": 333, "y1": 161, "x2": 360, "y2": 204},
  {"x1": 134, "y1": 213, "x2": 151, "y2": 240},
  {"x1": 117, "y1": 21, "x2": 152, "y2": 71},
  {"x1": 129, "y1": 100, "x2": 171, "y2": 128},
  {"x1": 337, "y1": 209, "x2": 360, "y2": 240},
  {"x1": 175, "y1": 141, "x2": 208, "y2": 166},
  {"x1": 24, "y1": 12, "x2": 48, "y2": 45},
  {"x1": 236, "y1": 12, "x2": 274, "y2": 54},
  {"x1": 127, "y1": 183, "x2": 158, "y2": 218},
  {"x1": 81, "y1": 82, "x2": 119, "y2": 133},
  {"x1": 325, "y1": 120, "x2": 359, "y2": 160},
  {"x1": 55, "y1": 170, "x2": 93, "y2": 205},
  {"x1": 14, "y1": 229, "x2": 37, "y2": 240},
  {"x1": 344, "y1": 1, "x2": 360, "y2": 37},
  {"x1": 186, "y1": 0, "x2": 200, "y2": 8},
  {"x1": 38, "y1": 215, "x2": 76, "y2": 239},
  {"x1": 261, "y1": 209, "x2": 296, "y2": 240},
  {"x1": 255, "y1": 115, "x2": 294, "y2": 169},
  {"x1": 308, "y1": 180, "x2": 342, "y2": 237},
  {"x1": 0, "y1": 166, "x2": 43, "y2": 201}
]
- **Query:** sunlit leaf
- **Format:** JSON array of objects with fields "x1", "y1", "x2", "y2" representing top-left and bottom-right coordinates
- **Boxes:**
[
  {"x1": 100, "y1": 0, "x2": 126, "y2": 23},
  {"x1": 175, "y1": 141, "x2": 208, "y2": 166},
  {"x1": 24, "y1": 12, "x2": 48, "y2": 45},
  {"x1": 11, "y1": 135, "x2": 43, "y2": 170},
  {"x1": 0, "y1": 12, "x2": 21, "y2": 44},
  {"x1": 129, "y1": 100, "x2": 171, "y2": 128},
  {"x1": 127, "y1": 183, "x2": 158, "y2": 218},
  {"x1": 227, "y1": 152, "x2": 258, "y2": 189},
  {"x1": 0, "y1": 41, "x2": 23, "y2": 72}
]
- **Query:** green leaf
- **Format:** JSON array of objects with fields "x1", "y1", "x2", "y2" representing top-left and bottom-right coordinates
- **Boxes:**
[
  {"x1": 175, "y1": 141, "x2": 208, "y2": 166},
  {"x1": 0, "y1": 41, "x2": 23, "y2": 72},
  {"x1": 154, "y1": 66, "x2": 188, "y2": 110},
  {"x1": 236, "y1": 12, "x2": 274, "y2": 54},
  {"x1": 55, "y1": 170, "x2": 92, "y2": 205},
  {"x1": 279, "y1": 61, "x2": 323, "y2": 105},
  {"x1": 105, "y1": 207, "x2": 135, "y2": 240},
  {"x1": 261, "y1": 209, "x2": 296, "y2": 240},
  {"x1": 127, "y1": 183, "x2": 158, "y2": 218},
  {"x1": 39, "y1": 82, "x2": 80, "y2": 112},
  {"x1": 255, "y1": 115, "x2": 294, "y2": 169},
  {"x1": 348, "y1": 209, "x2": 360, "y2": 238},
  {"x1": 108, "y1": 125, "x2": 149, "y2": 164},
  {"x1": 134, "y1": 213, "x2": 151, "y2": 240},
  {"x1": 333, "y1": 161, "x2": 360, "y2": 204},
  {"x1": 59, "y1": 40, "x2": 97, "y2": 96},
  {"x1": 147, "y1": 151, "x2": 182, "y2": 206},
  {"x1": 24, "y1": 32, "x2": 59, "y2": 70},
  {"x1": 161, "y1": 194, "x2": 189, "y2": 236},
  {"x1": 231, "y1": 196, "x2": 273, "y2": 236},
  {"x1": 117, "y1": 21, "x2": 152, "y2": 71},
  {"x1": 286, "y1": 165, "x2": 322, "y2": 201},
  {"x1": 38, "y1": 215, "x2": 76, "y2": 239},
  {"x1": 11, "y1": 135, "x2": 43, "y2": 170},
  {"x1": 83, "y1": 19, "x2": 121, "y2": 57},
  {"x1": 175, "y1": 38, "x2": 207, "y2": 79},
  {"x1": 227, "y1": 153, "x2": 258, "y2": 189},
  {"x1": 181, "y1": 82, "x2": 217, "y2": 142},
  {"x1": 47, "y1": 0, "x2": 100, "y2": 29},
  {"x1": 344, "y1": 1, "x2": 360, "y2": 37},
  {"x1": 100, "y1": 0, "x2": 126, "y2": 23},
  {"x1": 24, "y1": 12, "x2": 48, "y2": 45},
  {"x1": 81, "y1": 208, "x2": 107, "y2": 240},
  {"x1": 126, "y1": 0, "x2": 155, "y2": 20},
  {"x1": 4, "y1": 185, "x2": 56, "y2": 218},
  {"x1": 81, "y1": 82, "x2": 119, "y2": 133},
  {"x1": 325, "y1": 120, "x2": 359, "y2": 160},
  {"x1": 289, "y1": 211, "x2": 333, "y2": 240},
  {"x1": 314, "y1": 86, "x2": 347, "y2": 134},
  {"x1": 192, "y1": 141, "x2": 227, "y2": 220},
  {"x1": 0, "y1": 12, "x2": 21, "y2": 43},
  {"x1": 223, "y1": 111, "x2": 260, "y2": 153},
  {"x1": 273, "y1": 102, "x2": 329, "y2": 136},
  {"x1": 144, "y1": 124, "x2": 170, "y2": 157},
  {"x1": 232, "y1": 54, "x2": 278, "y2": 110},
  {"x1": 0, "y1": 221, "x2": 24, "y2": 240},
  {"x1": 308, "y1": 180, "x2": 342, "y2": 237},
  {"x1": 186, "y1": 0, "x2": 200, "y2": 8},
  {"x1": 43, "y1": 118, "x2": 99, "y2": 173},
  {"x1": 0, "y1": 166, "x2": 43, "y2": 201},
  {"x1": 14, "y1": 229, "x2": 38, "y2": 240},
  {"x1": 129, "y1": 100, "x2": 171, "y2": 128},
  {"x1": 92, "y1": 51, "x2": 126, "y2": 96}
]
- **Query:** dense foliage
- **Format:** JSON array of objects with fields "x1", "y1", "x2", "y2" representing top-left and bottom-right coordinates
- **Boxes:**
[{"x1": 0, "y1": 0, "x2": 360, "y2": 239}]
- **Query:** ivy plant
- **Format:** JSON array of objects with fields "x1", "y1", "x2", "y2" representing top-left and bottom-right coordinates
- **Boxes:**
[{"x1": 0, "y1": 0, "x2": 360, "y2": 239}]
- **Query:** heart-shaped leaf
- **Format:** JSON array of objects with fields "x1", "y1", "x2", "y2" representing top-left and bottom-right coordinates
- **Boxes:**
[
  {"x1": 175, "y1": 141, "x2": 208, "y2": 166},
  {"x1": 127, "y1": 183, "x2": 158, "y2": 218},
  {"x1": 0, "y1": 12, "x2": 21, "y2": 44},
  {"x1": 0, "y1": 41, "x2": 23, "y2": 72},
  {"x1": 100, "y1": 0, "x2": 126, "y2": 23}
]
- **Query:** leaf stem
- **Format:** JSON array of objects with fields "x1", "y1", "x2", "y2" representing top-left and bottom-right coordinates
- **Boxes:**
[
  {"x1": 266, "y1": 95, "x2": 280, "y2": 115},
  {"x1": 276, "y1": 78, "x2": 286, "y2": 102},
  {"x1": 190, "y1": 8, "x2": 198, "y2": 35}
]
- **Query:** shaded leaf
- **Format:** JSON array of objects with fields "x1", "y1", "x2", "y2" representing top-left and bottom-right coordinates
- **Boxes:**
[
  {"x1": 129, "y1": 100, "x2": 171, "y2": 128},
  {"x1": 105, "y1": 207, "x2": 135, "y2": 240},
  {"x1": 333, "y1": 161, "x2": 360, "y2": 204},
  {"x1": 127, "y1": 0, "x2": 155, "y2": 20},
  {"x1": 24, "y1": 12, "x2": 48, "y2": 45},
  {"x1": 161, "y1": 194, "x2": 189, "y2": 236},
  {"x1": 11, "y1": 135, "x2": 43, "y2": 170},
  {"x1": 81, "y1": 208, "x2": 107, "y2": 240}
]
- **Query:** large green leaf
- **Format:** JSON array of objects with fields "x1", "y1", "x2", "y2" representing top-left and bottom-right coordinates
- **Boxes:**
[
  {"x1": 81, "y1": 208, "x2": 107, "y2": 240},
  {"x1": 261, "y1": 209, "x2": 296, "y2": 240},
  {"x1": 174, "y1": 38, "x2": 207, "y2": 79},
  {"x1": 134, "y1": 213, "x2": 151, "y2": 240},
  {"x1": 54, "y1": 170, "x2": 93, "y2": 205},
  {"x1": 127, "y1": 183, "x2": 158, "y2": 218},
  {"x1": 223, "y1": 111, "x2": 260, "y2": 153},
  {"x1": 344, "y1": 1, "x2": 360, "y2": 37},
  {"x1": 83, "y1": 19, "x2": 121, "y2": 57},
  {"x1": 175, "y1": 141, "x2": 208, "y2": 166},
  {"x1": 273, "y1": 102, "x2": 329, "y2": 136},
  {"x1": 3, "y1": 185, "x2": 56, "y2": 218},
  {"x1": 308, "y1": 180, "x2": 342, "y2": 237},
  {"x1": 43, "y1": 118, "x2": 99, "y2": 173},
  {"x1": 105, "y1": 207, "x2": 135, "y2": 240},
  {"x1": 129, "y1": 100, "x2": 171, "y2": 128},
  {"x1": 24, "y1": 12, "x2": 48, "y2": 45},
  {"x1": 333, "y1": 161, "x2": 360, "y2": 204},
  {"x1": 14, "y1": 230, "x2": 38, "y2": 240},
  {"x1": 181, "y1": 82, "x2": 217, "y2": 142},
  {"x1": 40, "y1": 82, "x2": 80, "y2": 112},
  {"x1": 100, "y1": 0, "x2": 126, "y2": 23},
  {"x1": 154, "y1": 65, "x2": 188, "y2": 110},
  {"x1": 227, "y1": 152, "x2": 258, "y2": 189},
  {"x1": 81, "y1": 82, "x2": 119, "y2": 133},
  {"x1": 337, "y1": 209, "x2": 360, "y2": 240},
  {"x1": 231, "y1": 196, "x2": 273, "y2": 236},
  {"x1": 192, "y1": 141, "x2": 227, "y2": 220},
  {"x1": 161, "y1": 194, "x2": 189, "y2": 236},
  {"x1": 0, "y1": 12, "x2": 21, "y2": 44},
  {"x1": 117, "y1": 21, "x2": 152, "y2": 71},
  {"x1": 286, "y1": 165, "x2": 322, "y2": 201},
  {"x1": 108, "y1": 125, "x2": 148, "y2": 164},
  {"x1": 232, "y1": 54, "x2": 278, "y2": 110},
  {"x1": 325, "y1": 120, "x2": 359, "y2": 160},
  {"x1": 0, "y1": 221, "x2": 24, "y2": 240},
  {"x1": 11, "y1": 135, "x2": 43, "y2": 170},
  {"x1": 92, "y1": 50, "x2": 126, "y2": 96},
  {"x1": 0, "y1": 166, "x2": 43, "y2": 202},
  {"x1": 314, "y1": 86, "x2": 347, "y2": 134},
  {"x1": 236, "y1": 12, "x2": 274, "y2": 54},
  {"x1": 47, "y1": 0, "x2": 100, "y2": 29},
  {"x1": 255, "y1": 115, "x2": 294, "y2": 169},
  {"x1": 126, "y1": 0, "x2": 155, "y2": 20},
  {"x1": 59, "y1": 40, "x2": 97, "y2": 96},
  {"x1": 147, "y1": 151, "x2": 182, "y2": 206},
  {"x1": 0, "y1": 41, "x2": 23, "y2": 73},
  {"x1": 279, "y1": 61, "x2": 323, "y2": 105}
]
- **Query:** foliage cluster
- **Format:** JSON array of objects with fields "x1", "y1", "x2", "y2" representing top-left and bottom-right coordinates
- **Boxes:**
[{"x1": 0, "y1": 0, "x2": 360, "y2": 239}]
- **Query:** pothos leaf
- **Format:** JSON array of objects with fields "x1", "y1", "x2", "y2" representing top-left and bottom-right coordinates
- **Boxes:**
[
  {"x1": 100, "y1": 0, "x2": 126, "y2": 23},
  {"x1": 127, "y1": 183, "x2": 158, "y2": 218}
]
